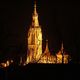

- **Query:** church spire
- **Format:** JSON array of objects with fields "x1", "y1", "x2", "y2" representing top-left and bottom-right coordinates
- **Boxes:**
[
  {"x1": 32, "y1": 0, "x2": 39, "y2": 27},
  {"x1": 34, "y1": 1, "x2": 37, "y2": 15},
  {"x1": 61, "y1": 41, "x2": 64, "y2": 54},
  {"x1": 44, "y1": 39, "x2": 50, "y2": 54}
]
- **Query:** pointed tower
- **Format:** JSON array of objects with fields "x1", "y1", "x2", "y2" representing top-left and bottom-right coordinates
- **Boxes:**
[
  {"x1": 27, "y1": 1, "x2": 42, "y2": 63},
  {"x1": 32, "y1": 1, "x2": 39, "y2": 27},
  {"x1": 40, "y1": 40, "x2": 51, "y2": 63},
  {"x1": 44, "y1": 40, "x2": 50, "y2": 56},
  {"x1": 60, "y1": 42, "x2": 69, "y2": 64},
  {"x1": 56, "y1": 42, "x2": 64, "y2": 63},
  {"x1": 61, "y1": 42, "x2": 64, "y2": 54},
  {"x1": 61, "y1": 42, "x2": 64, "y2": 63}
]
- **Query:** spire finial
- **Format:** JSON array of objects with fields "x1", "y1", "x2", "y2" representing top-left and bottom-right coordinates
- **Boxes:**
[
  {"x1": 46, "y1": 39, "x2": 48, "y2": 46},
  {"x1": 45, "y1": 39, "x2": 49, "y2": 52},
  {"x1": 34, "y1": 0, "x2": 37, "y2": 15},
  {"x1": 44, "y1": 39, "x2": 50, "y2": 55},
  {"x1": 32, "y1": 0, "x2": 39, "y2": 27},
  {"x1": 61, "y1": 41, "x2": 64, "y2": 53}
]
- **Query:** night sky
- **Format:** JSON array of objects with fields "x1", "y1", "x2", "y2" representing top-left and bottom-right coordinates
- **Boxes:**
[{"x1": 0, "y1": 0, "x2": 80, "y2": 63}]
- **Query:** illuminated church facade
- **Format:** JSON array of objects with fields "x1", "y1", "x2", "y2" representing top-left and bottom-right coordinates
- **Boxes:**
[{"x1": 26, "y1": 1, "x2": 71, "y2": 64}]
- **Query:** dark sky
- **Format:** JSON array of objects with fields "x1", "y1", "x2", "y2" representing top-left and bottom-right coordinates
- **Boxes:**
[{"x1": 0, "y1": 0, "x2": 80, "y2": 63}]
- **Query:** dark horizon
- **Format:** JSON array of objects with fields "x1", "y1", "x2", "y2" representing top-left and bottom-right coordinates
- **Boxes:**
[{"x1": 0, "y1": 0, "x2": 80, "y2": 63}]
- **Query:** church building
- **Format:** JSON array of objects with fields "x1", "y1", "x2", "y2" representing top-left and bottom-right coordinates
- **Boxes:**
[{"x1": 25, "y1": 1, "x2": 70, "y2": 64}]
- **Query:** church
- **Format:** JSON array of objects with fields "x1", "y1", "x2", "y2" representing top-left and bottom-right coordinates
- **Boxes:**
[{"x1": 25, "y1": 1, "x2": 71, "y2": 64}]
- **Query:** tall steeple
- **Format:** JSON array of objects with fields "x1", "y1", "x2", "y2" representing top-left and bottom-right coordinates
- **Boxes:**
[
  {"x1": 44, "y1": 40, "x2": 50, "y2": 55},
  {"x1": 32, "y1": 0, "x2": 39, "y2": 27},
  {"x1": 27, "y1": 0, "x2": 42, "y2": 64},
  {"x1": 61, "y1": 42, "x2": 64, "y2": 54},
  {"x1": 34, "y1": 1, "x2": 37, "y2": 15}
]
